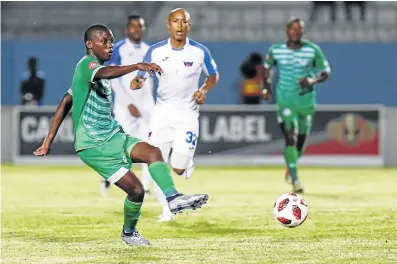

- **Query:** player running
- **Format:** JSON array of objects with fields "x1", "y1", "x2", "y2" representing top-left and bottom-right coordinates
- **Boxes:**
[
  {"x1": 131, "y1": 8, "x2": 219, "y2": 222},
  {"x1": 34, "y1": 24, "x2": 209, "y2": 246},
  {"x1": 102, "y1": 15, "x2": 155, "y2": 198},
  {"x1": 262, "y1": 18, "x2": 331, "y2": 193}
]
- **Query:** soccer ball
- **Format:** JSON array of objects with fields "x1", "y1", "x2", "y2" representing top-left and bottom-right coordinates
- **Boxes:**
[{"x1": 273, "y1": 193, "x2": 308, "y2": 228}]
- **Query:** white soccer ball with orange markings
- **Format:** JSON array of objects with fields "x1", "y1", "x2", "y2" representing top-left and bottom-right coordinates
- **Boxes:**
[{"x1": 273, "y1": 193, "x2": 308, "y2": 228}]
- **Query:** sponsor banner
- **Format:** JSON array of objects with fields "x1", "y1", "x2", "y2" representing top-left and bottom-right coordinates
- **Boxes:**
[
  {"x1": 196, "y1": 107, "x2": 380, "y2": 157},
  {"x1": 17, "y1": 110, "x2": 75, "y2": 156},
  {"x1": 12, "y1": 105, "x2": 383, "y2": 165}
]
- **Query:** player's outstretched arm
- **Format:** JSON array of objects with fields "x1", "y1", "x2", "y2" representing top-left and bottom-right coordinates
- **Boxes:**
[
  {"x1": 33, "y1": 92, "x2": 72, "y2": 156},
  {"x1": 94, "y1": 63, "x2": 163, "y2": 81},
  {"x1": 193, "y1": 73, "x2": 219, "y2": 105}
]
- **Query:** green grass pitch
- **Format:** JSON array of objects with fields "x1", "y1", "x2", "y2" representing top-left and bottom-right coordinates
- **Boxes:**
[{"x1": 2, "y1": 165, "x2": 397, "y2": 264}]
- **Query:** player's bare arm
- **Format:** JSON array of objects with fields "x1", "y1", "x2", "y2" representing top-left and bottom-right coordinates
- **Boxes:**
[
  {"x1": 193, "y1": 73, "x2": 219, "y2": 105},
  {"x1": 94, "y1": 63, "x2": 163, "y2": 81},
  {"x1": 33, "y1": 92, "x2": 73, "y2": 156},
  {"x1": 262, "y1": 67, "x2": 273, "y2": 100}
]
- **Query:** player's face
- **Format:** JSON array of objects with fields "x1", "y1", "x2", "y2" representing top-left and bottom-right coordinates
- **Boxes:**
[
  {"x1": 287, "y1": 21, "x2": 303, "y2": 42},
  {"x1": 91, "y1": 30, "x2": 114, "y2": 62},
  {"x1": 126, "y1": 19, "x2": 144, "y2": 42},
  {"x1": 168, "y1": 10, "x2": 190, "y2": 41}
]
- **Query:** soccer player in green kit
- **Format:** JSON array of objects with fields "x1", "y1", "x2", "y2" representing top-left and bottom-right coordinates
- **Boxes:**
[
  {"x1": 34, "y1": 24, "x2": 209, "y2": 246},
  {"x1": 262, "y1": 18, "x2": 331, "y2": 193}
]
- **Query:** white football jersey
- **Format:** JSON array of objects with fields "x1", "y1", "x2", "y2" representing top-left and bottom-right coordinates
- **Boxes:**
[
  {"x1": 138, "y1": 38, "x2": 218, "y2": 113},
  {"x1": 108, "y1": 38, "x2": 154, "y2": 128}
]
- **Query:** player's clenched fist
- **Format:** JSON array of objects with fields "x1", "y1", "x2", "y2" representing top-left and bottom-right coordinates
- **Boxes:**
[
  {"x1": 298, "y1": 77, "x2": 315, "y2": 89},
  {"x1": 298, "y1": 77, "x2": 314, "y2": 95},
  {"x1": 130, "y1": 76, "x2": 145, "y2": 90},
  {"x1": 134, "y1": 63, "x2": 163, "y2": 75},
  {"x1": 192, "y1": 89, "x2": 206, "y2": 104}
]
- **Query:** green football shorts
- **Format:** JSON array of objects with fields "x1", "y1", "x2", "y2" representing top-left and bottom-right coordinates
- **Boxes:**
[
  {"x1": 277, "y1": 103, "x2": 315, "y2": 135},
  {"x1": 77, "y1": 132, "x2": 142, "y2": 184}
]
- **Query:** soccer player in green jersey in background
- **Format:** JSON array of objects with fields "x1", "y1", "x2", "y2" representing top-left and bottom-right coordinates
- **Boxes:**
[
  {"x1": 34, "y1": 24, "x2": 209, "y2": 246},
  {"x1": 262, "y1": 18, "x2": 331, "y2": 193}
]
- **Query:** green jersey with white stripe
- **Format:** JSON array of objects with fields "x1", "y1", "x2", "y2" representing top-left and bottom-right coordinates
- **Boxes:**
[
  {"x1": 264, "y1": 39, "x2": 330, "y2": 107},
  {"x1": 71, "y1": 55, "x2": 121, "y2": 151}
]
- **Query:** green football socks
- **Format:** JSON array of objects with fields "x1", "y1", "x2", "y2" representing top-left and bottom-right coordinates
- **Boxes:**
[
  {"x1": 149, "y1": 162, "x2": 178, "y2": 198},
  {"x1": 298, "y1": 149, "x2": 304, "y2": 159},
  {"x1": 123, "y1": 198, "x2": 142, "y2": 234}
]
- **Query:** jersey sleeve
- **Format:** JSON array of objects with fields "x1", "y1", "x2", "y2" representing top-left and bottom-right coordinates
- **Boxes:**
[
  {"x1": 67, "y1": 87, "x2": 73, "y2": 95},
  {"x1": 264, "y1": 46, "x2": 275, "y2": 69},
  {"x1": 201, "y1": 46, "x2": 218, "y2": 76},
  {"x1": 313, "y1": 45, "x2": 331, "y2": 73},
  {"x1": 137, "y1": 47, "x2": 153, "y2": 79},
  {"x1": 79, "y1": 57, "x2": 106, "y2": 83}
]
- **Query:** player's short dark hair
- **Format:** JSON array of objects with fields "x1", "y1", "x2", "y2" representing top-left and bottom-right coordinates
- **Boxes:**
[
  {"x1": 84, "y1": 24, "x2": 110, "y2": 42},
  {"x1": 127, "y1": 15, "x2": 144, "y2": 27}
]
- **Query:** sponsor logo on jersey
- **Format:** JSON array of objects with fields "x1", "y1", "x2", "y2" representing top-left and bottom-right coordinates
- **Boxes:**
[
  {"x1": 148, "y1": 132, "x2": 152, "y2": 138},
  {"x1": 162, "y1": 56, "x2": 170, "y2": 61},
  {"x1": 184, "y1": 61, "x2": 193, "y2": 67},
  {"x1": 89, "y1": 61, "x2": 99, "y2": 70}
]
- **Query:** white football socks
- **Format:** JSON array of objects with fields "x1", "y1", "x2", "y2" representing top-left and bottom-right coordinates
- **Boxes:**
[
  {"x1": 141, "y1": 163, "x2": 152, "y2": 192},
  {"x1": 154, "y1": 182, "x2": 173, "y2": 215},
  {"x1": 183, "y1": 159, "x2": 196, "y2": 179}
]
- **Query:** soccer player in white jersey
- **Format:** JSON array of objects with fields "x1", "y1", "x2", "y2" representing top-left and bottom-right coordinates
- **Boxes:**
[
  {"x1": 103, "y1": 15, "x2": 155, "y2": 197},
  {"x1": 131, "y1": 8, "x2": 219, "y2": 222}
]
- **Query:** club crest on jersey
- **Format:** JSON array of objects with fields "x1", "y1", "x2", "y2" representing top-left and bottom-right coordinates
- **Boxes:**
[
  {"x1": 89, "y1": 61, "x2": 99, "y2": 70},
  {"x1": 184, "y1": 61, "x2": 193, "y2": 67}
]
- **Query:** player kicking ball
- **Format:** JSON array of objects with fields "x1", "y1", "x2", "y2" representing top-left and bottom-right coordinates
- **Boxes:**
[
  {"x1": 34, "y1": 24, "x2": 209, "y2": 246},
  {"x1": 261, "y1": 18, "x2": 331, "y2": 193},
  {"x1": 130, "y1": 8, "x2": 219, "y2": 222}
]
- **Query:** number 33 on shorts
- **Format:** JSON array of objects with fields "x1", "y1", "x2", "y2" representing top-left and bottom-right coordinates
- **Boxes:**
[{"x1": 185, "y1": 131, "x2": 198, "y2": 150}]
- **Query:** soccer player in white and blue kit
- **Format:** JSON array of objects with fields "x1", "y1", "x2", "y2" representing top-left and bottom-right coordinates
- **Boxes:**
[
  {"x1": 131, "y1": 8, "x2": 219, "y2": 222},
  {"x1": 106, "y1": 15, "x2": 155, "y2": 197}
]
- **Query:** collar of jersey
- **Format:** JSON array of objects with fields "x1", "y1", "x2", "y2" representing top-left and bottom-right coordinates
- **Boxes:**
[
  {"x1": 168, "y1": 38, "x2": 189, "y2": 51},
  {"x1": 126, "y1": 38, "x2": 142, "y2": 49}
]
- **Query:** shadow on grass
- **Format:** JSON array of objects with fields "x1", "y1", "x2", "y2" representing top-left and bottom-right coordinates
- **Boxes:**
[
  {"x1": 304, "y1": 192, "x2": 361, "y2": 200},
  {"x1": 166, "y1": 220, "x2": 262, "y2": 236}
]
